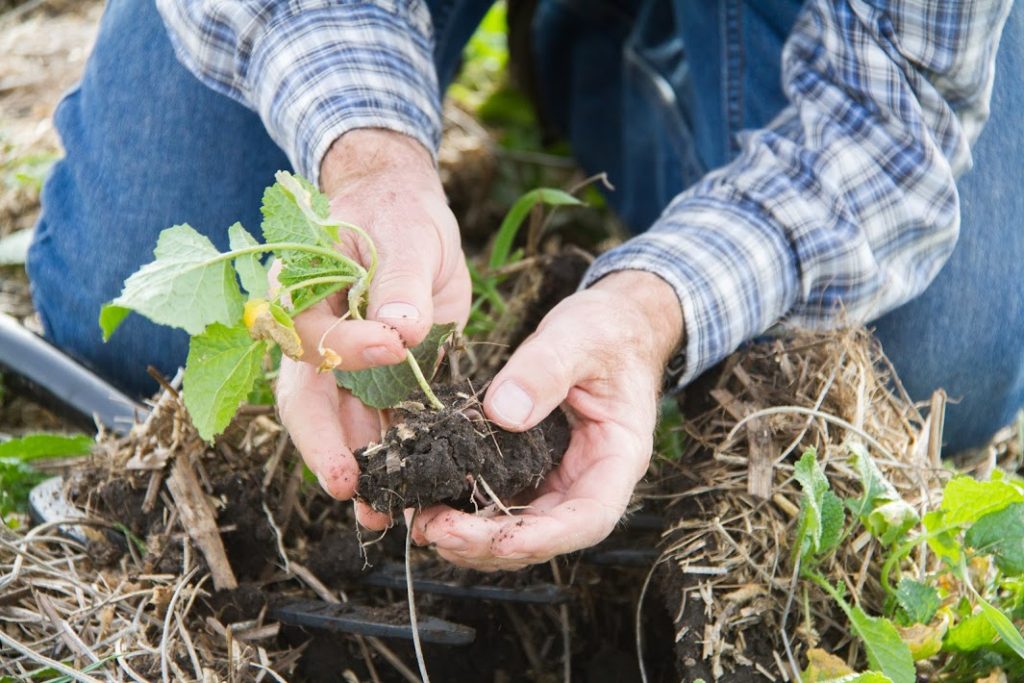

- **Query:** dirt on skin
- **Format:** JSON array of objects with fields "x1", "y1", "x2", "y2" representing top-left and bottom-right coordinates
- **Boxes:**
[{"x1": 355, "y1": 385, "x2": 572, "y2": 515}]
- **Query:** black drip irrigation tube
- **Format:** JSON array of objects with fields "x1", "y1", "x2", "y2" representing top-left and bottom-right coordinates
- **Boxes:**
[{"x1": 0, "y1": 312, "x2": 146, "y2": 435}]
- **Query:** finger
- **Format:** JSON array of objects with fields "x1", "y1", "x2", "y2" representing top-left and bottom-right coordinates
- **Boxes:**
[
  {"x1": 293, "y1": 309, "x2": 406, "y2": 369},
  {"x1": 366, "y1": 243, "x2": 436, "y2": 347},
  {"x1": 484, "y1": 318, "x2": 586, "y2": 431},
  {"x1": 356, "y1": 501, "x2": 392, "y2": 531},
  {"x1": 276, "y1": 357, "x2": 359, "y2": 499}
]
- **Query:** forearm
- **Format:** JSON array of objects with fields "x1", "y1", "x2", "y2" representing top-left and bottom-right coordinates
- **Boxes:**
[{"x1": 584, "y1": 0, "x2": 1013, "y2": 388}]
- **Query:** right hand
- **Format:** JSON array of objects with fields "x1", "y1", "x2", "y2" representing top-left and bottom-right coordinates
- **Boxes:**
[{"x1": 275, "y1": 129, "x2": 470, "y2": 527}]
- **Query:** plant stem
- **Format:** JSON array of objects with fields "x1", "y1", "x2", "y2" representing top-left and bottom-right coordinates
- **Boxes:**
[
  {"x1": 405, "y1": 351, "x2": 444, "y2": 411},
  {"x1": 213, "y1": 241, "x2": 365, "y2": 275}
]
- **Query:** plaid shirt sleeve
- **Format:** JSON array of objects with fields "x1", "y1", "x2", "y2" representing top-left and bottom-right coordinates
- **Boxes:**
[
  {"x1": 154, "y1": 0, "x2": 440, "y2": 186},
  {"x1": 583, "y1": 0, "x2": 1014, "y2": 388}
]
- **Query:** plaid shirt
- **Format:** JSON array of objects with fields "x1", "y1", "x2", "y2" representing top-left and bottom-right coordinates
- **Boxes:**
[{"x1": 157, "y1": 0, "x2": 1013, "y2": 388}]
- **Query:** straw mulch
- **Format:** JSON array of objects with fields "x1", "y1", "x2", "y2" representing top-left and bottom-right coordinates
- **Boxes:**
[
  {"x1": 647, "y1": 327, "x2": 953, "y2": 680},
  {"x1": 0, "y1": 388, "x2": 338, "y2": 683}
]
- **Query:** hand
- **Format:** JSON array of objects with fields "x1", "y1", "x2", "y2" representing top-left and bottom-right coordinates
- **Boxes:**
[
  {"x1": 411, "y1": 271, "x2": 683, "y2": 571},
  {"x1": 275, "y1": 130, "x2": 471, "y2": 523}
]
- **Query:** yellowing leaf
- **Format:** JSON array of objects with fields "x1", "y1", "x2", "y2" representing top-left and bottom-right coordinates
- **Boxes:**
[
  {"x1": 803, "y1": 648, "x2": 854, "y2": 681},
  {"x1": 897, "y1": 612, "x2": 948, "y2": 660},
  {"x1": 243, "y1": 299, "x2": 303, "y2": 360}
]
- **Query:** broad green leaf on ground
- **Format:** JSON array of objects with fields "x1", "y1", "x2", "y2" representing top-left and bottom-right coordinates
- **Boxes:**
[
  {"x1": 940, "y1": 476, "x2": 1024, "y2": 527},
  {"x1": 944, "y1": 611, "x2": 998, "y2": 653},
  {"x1": 966, "y1": 503, "x2": 1024, "y2": 576},
  {"x1": 923, "y1": 509, "x2": 962, "y2": 565},
  {"x1": 895, "y1": 578, "x2": 941, "y2": 625},
  {"x1": 183, "y1": 323, "x2": 265, "y2": 441},
  {"x1": 228, "y1": 222, "x2": 268, "y2": 299},
  {"x1": 0, "y1": 434, "x2": 93, "y2": 460},
  {"x1": 260, "y1": 172, "x2": 333, "y2": 247},
  {"x1": 850, "y1": 443, "x2": 919, "y2": 545},
  {"x1": 335, "y1": 323, "x2": 456, "y2": 409},
  {"x1": 794, "y1": 448, "x2": 832, "y2": 561},
  {"x1": 488, "y1": 187, "x2": 583, "y2": 270},
  {"x1": 101, "y1": 224, "x2": 244, "y2": 338},
  {"x1": 977, "y1": 594, "x2": 1024, "y2": 660},
  {"x1": 0, "y1": 436, "x2": 90, "y2": 520},
  {"x1": 0, "y1": 434, "x2": 93, "y2": 520},
  {"x1": 840, "y1": 603, "x2": 916, "y2": 683}
]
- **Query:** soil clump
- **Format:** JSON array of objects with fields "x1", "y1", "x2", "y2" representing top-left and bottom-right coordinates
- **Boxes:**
[{"x1": 356, "y1": 385, "x2": 571, "y2": 515}]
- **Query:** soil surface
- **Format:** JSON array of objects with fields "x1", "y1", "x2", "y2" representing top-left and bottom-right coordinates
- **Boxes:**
[{"x1": 356, "y1": 385, "x2": 571, "y2": 515}]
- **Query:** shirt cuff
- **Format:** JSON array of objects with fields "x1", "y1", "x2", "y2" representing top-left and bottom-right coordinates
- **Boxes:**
[
  {"x1": 246, "y1": 3, "x2": 441, "y2": 186},
  {"x1": 581, "y1": 195, "x2": 800, "y2": 388}
]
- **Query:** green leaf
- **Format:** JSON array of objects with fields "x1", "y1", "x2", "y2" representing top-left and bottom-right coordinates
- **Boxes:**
[
  {"x1": 922, "y1": 509, "x2": 962, "y2": 565},
  {"x1": 488, "y1": 188, "x2": 582, "y2": 270},
  {"x1": 794, "y1": 448, "x2": 831, "y2": 561},
  {"x1": 978, "y1": 594, "x2": 1024, "y2": 660},
  {"x1": 102, "y1": 224, "x2": 244, "y2": 336},
  {"x1": 820, "y1": 490, "x2": 846, "y2": 555},
  {"x1": 260, "y1": 172, "x2": 333, "y2": 247},
  {"x1": 98, "y1": 304, "x2": 132, "y2": 341},
  {"x1": 966, "y1": 502, "x2": 1024, "y2": 576},
  {"x1": 0, "y1": 433, "x2": 93, "y2": 460},
  {"x1": 182, "y1": 323, "x2": 265, "y2": 441},
  {"x1": 850, "y1": 443, "x2": 919, "y2": 545},
  {"x1": 335, "y1": 323, "x2": 456, "y2": 409},
  {"x1": 228, "y1": 222, "x2": 268, "y2": 299},
  {"x1": 944, "y1": 611, "x2": 998, "y2": 653},
  {"x1": 842, "y1": 605, "x2": 916, "y2": 683},
  {"x1": 895, "y1": 579, "x2": 941, "y2": 624},
  {"x1": 941, "y1": 476, "x2": 1024, "y2": 527},
  {"x1": 277, "y1": 253, "x2": 360, "y2": 312}
]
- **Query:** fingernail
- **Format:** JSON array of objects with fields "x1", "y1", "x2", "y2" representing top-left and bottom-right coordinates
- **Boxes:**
[
  {"x1": 363, "y1": 345, "x2": 401, "y2": 365},
  {"x1": 376, "y1": 302, "x2": 420, "y2": 322},
  {"x1": 491, "y1": 381, "x2": 534, "y2": 426},
  {"x1": 315, "y1": 471, "x2": 332, "y2": 494}
]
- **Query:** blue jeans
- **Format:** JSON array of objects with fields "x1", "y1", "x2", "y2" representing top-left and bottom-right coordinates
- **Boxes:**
[{"x1": 29, "y1": 0, "x2": 1024, "y2": 453}]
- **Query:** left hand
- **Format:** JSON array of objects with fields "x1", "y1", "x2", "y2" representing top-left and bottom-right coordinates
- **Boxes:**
[{"x1": 410, "y1": 271, "x2": 684, "y2": 571}]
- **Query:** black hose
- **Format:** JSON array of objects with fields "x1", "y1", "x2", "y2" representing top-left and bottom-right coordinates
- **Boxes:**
[{"x1": 0, "y1": 312, "x2": 146, "y2": 434}]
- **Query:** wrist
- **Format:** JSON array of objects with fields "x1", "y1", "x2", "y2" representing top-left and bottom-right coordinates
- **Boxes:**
[
  {"x1": 589, "y1": 270, "x2": 684, "y2": 370},
  {"x1": 319, "y1": 129, "x2": 438, "y2": 196}
]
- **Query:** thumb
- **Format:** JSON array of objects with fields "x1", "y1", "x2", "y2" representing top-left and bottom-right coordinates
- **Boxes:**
[
  {"x1": 366, "y1": 250, "x2": 435, "y2": 347},
  {"x1": 484, "y1": 322, "x2": 584, "y2": 431}
]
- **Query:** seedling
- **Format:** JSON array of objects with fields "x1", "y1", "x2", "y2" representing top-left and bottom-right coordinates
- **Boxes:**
[
  {"x1": 100, "y1": 172, "x2": 451, "y2": 441},
  {"x1": 792, "y1": 446, "x2": 1024, "y2": 682}
]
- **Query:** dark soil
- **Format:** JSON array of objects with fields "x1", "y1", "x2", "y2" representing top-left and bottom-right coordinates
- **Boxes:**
[{"x1": 355, "y1": 385, "x2": 571, "y2": 515}]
